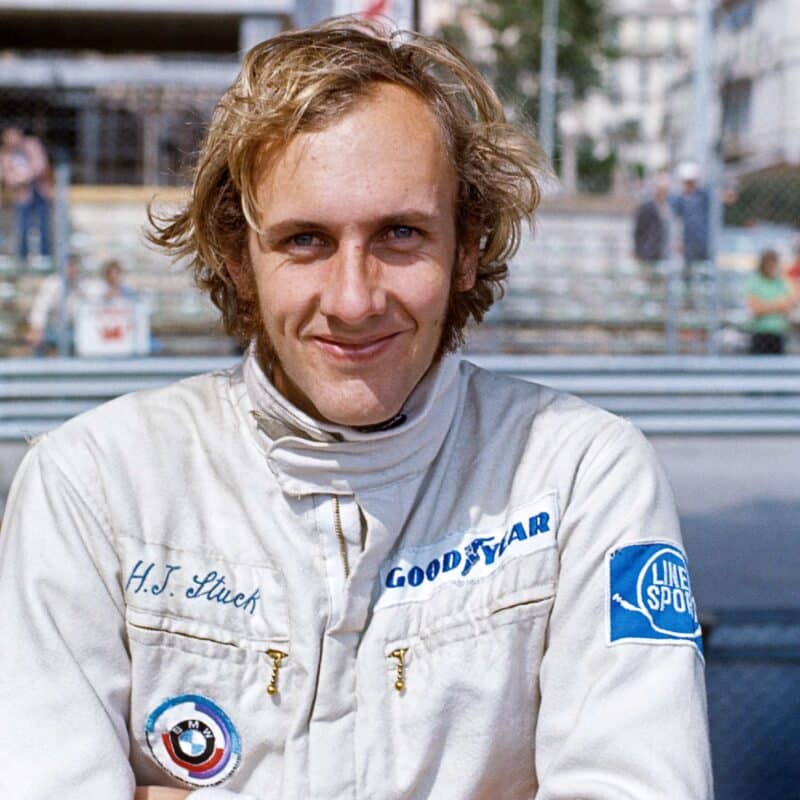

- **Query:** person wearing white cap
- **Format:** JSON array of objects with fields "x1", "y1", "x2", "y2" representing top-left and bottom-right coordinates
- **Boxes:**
[{"x1": 670, "y1": 161, "x2": 711, "y2": 302}]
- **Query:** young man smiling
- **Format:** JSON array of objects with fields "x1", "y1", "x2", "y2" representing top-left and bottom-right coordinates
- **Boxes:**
[
  {"x1": 0, "y1": 19, "x2": 712, "y2": 800},
  {"x1": 230, "y1": 80, "x2": 478, "y2": 428}
]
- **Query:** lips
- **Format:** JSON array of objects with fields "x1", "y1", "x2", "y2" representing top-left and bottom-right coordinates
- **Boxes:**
[{"x1": 311, "y1": 331, "x2": 403, "y2": 360}]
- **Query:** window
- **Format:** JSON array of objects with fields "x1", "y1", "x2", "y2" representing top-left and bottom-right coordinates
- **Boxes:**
[{"x1": 721, "y1": 79, "x2": 752, "y2": 139}]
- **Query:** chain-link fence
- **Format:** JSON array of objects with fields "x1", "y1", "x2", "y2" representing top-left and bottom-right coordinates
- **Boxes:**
[
  {"x1": 0, "y1": 83, "x2": 214, "y2": 194},
  {"x1": 705, "y1": 610, "x2": 800, "y2": 800},
  {"x1": 0, "y1": 82, "x2": 235, "y2": 358}
]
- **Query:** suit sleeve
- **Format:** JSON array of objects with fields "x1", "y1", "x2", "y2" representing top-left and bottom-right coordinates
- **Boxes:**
[
  {"x1": 534, "y1": 419, "x2": 713, "y2": 800},
  {"x1": 0, "y1": 441, "x2": 254, "y2": 800}
]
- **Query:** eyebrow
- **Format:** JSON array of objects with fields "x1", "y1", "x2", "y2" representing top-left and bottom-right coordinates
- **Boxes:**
[{"x1": 260, "y1": 209, "x2": 444, "y2": 243}]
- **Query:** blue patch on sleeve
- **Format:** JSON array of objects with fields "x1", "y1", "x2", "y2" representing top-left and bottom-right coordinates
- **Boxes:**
[{"x1": 608, "y1": 541, "x2": 703, "y2": 655}]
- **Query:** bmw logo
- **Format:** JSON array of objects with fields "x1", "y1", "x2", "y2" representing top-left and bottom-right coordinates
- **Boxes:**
[{"x1": 145, "y1": 694, "x2": 241, "y2": 786}]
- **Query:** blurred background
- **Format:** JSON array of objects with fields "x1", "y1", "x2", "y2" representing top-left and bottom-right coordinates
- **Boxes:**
[{"x1": 0, "y1": 1, "x2": 798, "y2": 797}]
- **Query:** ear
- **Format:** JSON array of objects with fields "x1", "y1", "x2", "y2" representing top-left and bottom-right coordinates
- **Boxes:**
[
  {"x1": 226, "y1": 249, "x2": 254, "y2": 300},
  {"x1": 454, "y1": 235, "x2": 479, "y2": 293}
]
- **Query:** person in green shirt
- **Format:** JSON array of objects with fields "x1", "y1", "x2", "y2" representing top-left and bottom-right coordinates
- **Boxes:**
[{"x1": 745, "y1": 249, "x2": 796, "y2": 354}]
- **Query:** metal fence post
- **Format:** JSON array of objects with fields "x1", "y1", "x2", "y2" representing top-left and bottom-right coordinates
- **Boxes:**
[
  {"x1": 706, "y1": 154, "x2": 723, "y2": 356},
  {"x1": 538, "y1": 0, "x2": 559, "y2": 166},
  {"x1": 53, "y1": 158, "x2": 71, "y2": 358},
  {"x1": 665, "y1": 256, "x2": 680, "y2": 355},
  {"x1": 694, "y1": 0, "x2": 721, "y2": 355}
]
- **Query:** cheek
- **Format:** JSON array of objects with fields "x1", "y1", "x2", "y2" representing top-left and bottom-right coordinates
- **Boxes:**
[
  {"x1": 255, "y1": 272, "x2": 314, "y2": 334},
  {"x1": 407, "y1": 266, "x2": 453, "y2": 319}
]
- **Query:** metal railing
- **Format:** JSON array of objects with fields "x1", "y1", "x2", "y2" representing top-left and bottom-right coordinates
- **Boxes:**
[{"x1": 2, "y1": 354, "x2": 800, "y2": 439}]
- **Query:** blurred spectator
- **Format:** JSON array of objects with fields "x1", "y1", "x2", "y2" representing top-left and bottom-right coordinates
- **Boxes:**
[
  {"x1": 73, "y1": 258, "x2": 149, "y2": 357},
  {"x1": 100, "y1": 258, "x2": 136, "y2": 302},
  {"x1": 26, "y1": 255, "x2": 83, "y2": 355},
  {"x1": 786, "y1": 245, "x2": 800, "y2": 297},
  {"x1": 633, "y1": 172, "x2": 671, "y2": 285},
  {"x1": 0, "y1": 127, "x2": 52, "y2": 262},
  {"x1": 745, "y1": 249, "x2": 795, "y2": 355},
  {"x1": 669, "y1": 162, "x2": 710, "y2": 300}
]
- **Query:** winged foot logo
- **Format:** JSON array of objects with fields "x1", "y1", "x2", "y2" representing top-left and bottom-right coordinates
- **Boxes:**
[{"x1": 384, "y1": 511, "x2": 552, "y2": 591}]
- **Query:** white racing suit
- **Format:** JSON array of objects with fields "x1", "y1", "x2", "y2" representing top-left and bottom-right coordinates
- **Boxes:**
[{"x1": 0, "y1": 352, "x2": 713, "y2": 799}]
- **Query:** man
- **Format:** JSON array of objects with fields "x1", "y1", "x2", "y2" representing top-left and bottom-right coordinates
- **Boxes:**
[
  {"x1": 26, "y1": 253, "x2": 83, "y2": 354},
  {"x1": 0, "y1": 126, "x2": 52, "y2": 261},
  {"x1": 670, "y1": 161, "x2": 711, "y2": 302},
  {"x1": 633, "y1": 172, "x2": 672, "y2": 289},
  {"x1": 101, "y1": 258, "x2": 137, "y2": 302},
  {"x1": 0, "y1": 19, "x2": 712, "y2": 800}
]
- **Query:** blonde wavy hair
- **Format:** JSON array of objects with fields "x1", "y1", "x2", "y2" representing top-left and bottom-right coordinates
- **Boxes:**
[{"x1": 149, "y1": 17, "x2": 545, "y2": 352}]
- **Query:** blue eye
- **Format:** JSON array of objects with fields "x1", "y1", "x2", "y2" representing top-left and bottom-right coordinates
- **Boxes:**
[{"x1": 291, "y1": 233, "x2": 318, "y2": 247}]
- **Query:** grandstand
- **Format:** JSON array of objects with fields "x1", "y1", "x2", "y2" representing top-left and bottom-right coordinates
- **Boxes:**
[{"x1": 2, "y1": 186, "x2": 797, "y2": 358}]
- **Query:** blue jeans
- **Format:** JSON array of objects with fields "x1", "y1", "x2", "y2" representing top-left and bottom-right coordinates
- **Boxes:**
[
  {"x1": 34, "y1": 324, "x2": 74, "y2": 357},
  {"x1": 16, "y1": 187, "x2": 51, "y2": 259}
]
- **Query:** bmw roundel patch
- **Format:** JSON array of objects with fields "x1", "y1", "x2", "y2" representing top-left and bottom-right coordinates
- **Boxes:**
[
  {"x1": 608, "y1": 541, "x2": 703, "y2": 655},
  {"x1": 145, "y1": 694, "x2": 241, "y2": 786}
]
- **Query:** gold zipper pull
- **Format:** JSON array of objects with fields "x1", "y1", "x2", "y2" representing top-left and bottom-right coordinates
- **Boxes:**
[
  {"x1": 389, "y1": 648, "x2": 408, "y2": 692},
  {"x1": 266, "y1": 649, "x2": 288, "y2": 695}
]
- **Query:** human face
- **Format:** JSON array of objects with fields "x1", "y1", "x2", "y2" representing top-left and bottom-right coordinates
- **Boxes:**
[
  {"x1": 236, "y1": 84, "x2": 477, "y2": 427},
  {"x1": 762, "y1": 256, "x2": 778, "y2": 278},
  {"x1": 2, "y1": 128, "x2": 22, "y2": 148}
]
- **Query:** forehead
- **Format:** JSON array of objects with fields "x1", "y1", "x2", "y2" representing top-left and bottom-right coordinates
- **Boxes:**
[{"x1": 255, "y1": 84, "x2": 457, "y2": 225}]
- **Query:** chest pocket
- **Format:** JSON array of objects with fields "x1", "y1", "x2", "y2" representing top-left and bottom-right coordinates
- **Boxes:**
[
  {"x1": 120, "y1": 538, "x2": 290, "y2": 792},
  {"x1": 357, "y1": 492, "x2": 559, "y2": 799}
]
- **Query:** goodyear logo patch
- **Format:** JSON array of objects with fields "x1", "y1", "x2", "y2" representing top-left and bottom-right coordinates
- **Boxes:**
[
  {"x1": 375, "y1": 491, "x2": 559, "y2": 610},
  {"x1": 608, "y1": 541, "x2": 703, "y2": 655}
]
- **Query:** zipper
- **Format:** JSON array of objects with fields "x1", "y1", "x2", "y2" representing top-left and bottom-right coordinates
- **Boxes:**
[
  {"x1": 332, "y1": 495, "x2": 350, "y2": 580},
  {"x1": 128, "y1": 621, "x2": 289, "y2": 697},
  {"x1": 127, "y1": 621, "x2": 239, "y2": 648},
  {"x1": 388, "y1": 647, "x2": 408, "y2": 692},
  {"x1": 266, "y1": 649, "x2": 288, "y2": 696}
]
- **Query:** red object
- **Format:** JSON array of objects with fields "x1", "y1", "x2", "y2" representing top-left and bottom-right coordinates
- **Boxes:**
[
  {"x1": 161, "y1": 733, "x2": 225, "y2": 772},
  {"x1": 362, "y1": 0, "x2": 389, "y2": 18},
  {"x1": 102, "y1": 325, "x2": 125, "y2": 341}
]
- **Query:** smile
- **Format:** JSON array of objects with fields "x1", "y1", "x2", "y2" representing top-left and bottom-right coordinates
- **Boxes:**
[{"x1": 312, "y1": 332, "x2": 403, "y2": 361}]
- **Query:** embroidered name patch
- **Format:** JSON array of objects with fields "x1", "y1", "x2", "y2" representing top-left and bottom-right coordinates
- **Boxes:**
[
  {"x1": 120, "y1": 538, "x2": 289, "y2": 646},
  {"x1": 608, "y1": 541, "x2": 703, "y2": 654},
  {"x1": 376, "y1": 491, "x2": 559, "y2": 610},
  {"x1": 145, "y1": 694, "x2": 241, "y2": 787}
]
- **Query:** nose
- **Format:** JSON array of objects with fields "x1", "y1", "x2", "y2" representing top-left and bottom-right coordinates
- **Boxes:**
[{"x1": 319, "y1": 241, "x2": 386, "y2": 324}]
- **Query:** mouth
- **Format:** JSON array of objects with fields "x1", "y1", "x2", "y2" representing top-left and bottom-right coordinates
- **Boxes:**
[{"x1": 312, "y1": 331, "x2": 404, "y2": 361}]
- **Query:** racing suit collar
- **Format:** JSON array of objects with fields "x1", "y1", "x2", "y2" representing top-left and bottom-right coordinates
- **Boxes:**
[{"x1": 239, "y1": 343, "x2": 463, "y2": 496}]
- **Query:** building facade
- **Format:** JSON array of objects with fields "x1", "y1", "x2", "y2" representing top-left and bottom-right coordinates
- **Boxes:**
[
  {"x1": 602, "y1": 0, "x2": 696, "y2": 175},
  {"x1": 714, "y1": 0, "x2": 800, "y2": 174},
  {"x1": 0, "y1": 1, "x2": 330, "y2": 185}
]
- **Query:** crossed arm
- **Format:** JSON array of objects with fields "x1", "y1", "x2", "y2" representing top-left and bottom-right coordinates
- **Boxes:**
[{"x1": 747, "y1": 293, "x2": 795, "y2": 316}]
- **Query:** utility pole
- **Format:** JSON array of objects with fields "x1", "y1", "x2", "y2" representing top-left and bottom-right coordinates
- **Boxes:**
[
  {"x1": 693, "y1": 0, "x2": 712, "y2": 167},
  {"x1": 538, "y1": 0, "x2": 559, "y2": 166},
  {"x1": 693, "y1": 0, "x2": 720, "y2": 355},
  {"x1": 53, "y1": 159, "x2": 71, "y2": 358}
]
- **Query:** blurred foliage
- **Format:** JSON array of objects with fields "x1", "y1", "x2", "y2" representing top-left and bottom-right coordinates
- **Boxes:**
[
  {"x1": 724, "y1": 168, "x2": 800, "y2": 228},
  {"x1": 577, "y1": 136, "x2": 615, "y2": 194},
  {"x1": 438, "y1": 0, "x2": 609, "y2": 123}
]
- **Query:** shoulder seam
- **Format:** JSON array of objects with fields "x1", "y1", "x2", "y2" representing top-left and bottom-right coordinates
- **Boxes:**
[{"x1": 38, "y1": 440, "x2": 116, "y2": 548}]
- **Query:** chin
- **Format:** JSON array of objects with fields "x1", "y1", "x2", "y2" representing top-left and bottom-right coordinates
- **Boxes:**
[
  {"x1": 318, "y1": 401, "x2": 400, "y2": 428},
  {"x1": 311, "y1": 385, "x2": 407, "y2": 428}
]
